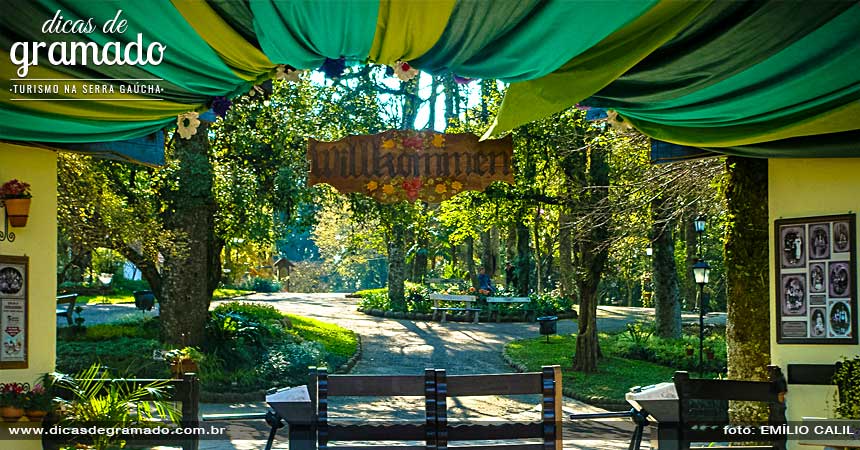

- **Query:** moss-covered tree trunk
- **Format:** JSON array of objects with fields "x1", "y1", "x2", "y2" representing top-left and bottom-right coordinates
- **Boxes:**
[
  {"x1": 480, "y1": 229, "x2": 496, "y2": 276},
  {"x1": 465, "y1": 235, "x2": 477, "y2": 288},
  {"x1": 682, "y1": 216, "x2": 699, "y2": 311},
  {"x1": 516, "y1": 220, "x2": 531, "y2": 296},
  {"x1": 652, "y1": 196, "x2": 681, "y2": 339},
  {"x1": 724, "y1": 156, "x2": 770, "y2": 419},
  {"x1": 161, "y1": 124, "x2": 220, "y2": 346},
  {"x1": 558, "y1": 211, "x2": 575, "y2": 300},
  {"x1": 387, "y1": 221, "x2": 407, "y2": 311}
]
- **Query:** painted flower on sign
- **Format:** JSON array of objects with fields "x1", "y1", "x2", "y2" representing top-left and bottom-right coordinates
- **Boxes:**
[
  {"x1": 401, "y1": 178, "x2": 423, "y2": 201},
  {"x1": 176, "y1": 112, "x2": 200, "y2": 139},
  {"x1": 402, "y1": 136, "x2": 424, "y2": 150},
  {"x1": 382, "y1": 139, "x2": 395, "y2": 149},
  {"x1": 434, "y1": 183, "x2": 447, "y2": 194},
  {"x1": 382, "y1": 184, "x2": 395, "y2": 195},
  {"x1": 451, "y1": 181, "x2": 463, "y2": 191},
  {"x1": 393, "y1": 60, "x2": 418, "y2": 81},
  {"x1": 432, "y1": 134, "x2": 445, "y2": 148},
  {"x1": 366, "y1": 181, "x2": 378, "y2": 191}
]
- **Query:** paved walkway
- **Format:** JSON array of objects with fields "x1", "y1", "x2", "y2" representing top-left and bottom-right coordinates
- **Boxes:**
[{"x1": 73, "y1": 293, "x2": 724, "y2": 450}]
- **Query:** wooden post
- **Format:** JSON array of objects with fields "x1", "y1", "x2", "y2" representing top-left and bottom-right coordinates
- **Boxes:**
[
  {"x1": 181, "y1": 372, "x2": 200, "y2": 450},
  {"x1": 435, "y1": 369, "x2": 448, "y2": 450},
  {"x1": 425, "y1": 369, "x2": 437, "y2": 450},
  {"x1": 542, "y1": 365, "x2": 563, "y2": 450}
]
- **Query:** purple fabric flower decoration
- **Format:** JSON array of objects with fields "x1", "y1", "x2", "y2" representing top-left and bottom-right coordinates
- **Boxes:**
[
  {"x1": 320, "y1": 57, "x2": 346, "y2": 79},
  {"x1": 453, "y1": 75, "x2": 473, "y2": 85},
  {"x1": 384, "y1": 65, "x2": 395, "y2": 77},
  {"x1": 211, "y1": 96, "x2": 232, "y2": 118}
]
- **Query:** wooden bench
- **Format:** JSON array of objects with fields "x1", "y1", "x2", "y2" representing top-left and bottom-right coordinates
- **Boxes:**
[
  {"x1": 44, "y1": 372, "x2": 200, "y2": 450},
  {"x1": 56, "y1": 293, "x2": 79, "y2": 326},
  {"x1": 486, "y1": 297, "x2": 532, "y2": 322},
  {"x1": 669, "y1": 366, "x2": 787, "y2": 450},
  {"x1": 430, "y1": 293, "x2": 480, "y2": 323},
  {"x1": 309, "y1": 365, "x2": 563, "y2": 450}
]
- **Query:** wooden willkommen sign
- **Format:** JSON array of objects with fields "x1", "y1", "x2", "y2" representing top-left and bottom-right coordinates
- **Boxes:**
[{"x1": 308, "y1": 130, "x2": 514, "y2": 203}]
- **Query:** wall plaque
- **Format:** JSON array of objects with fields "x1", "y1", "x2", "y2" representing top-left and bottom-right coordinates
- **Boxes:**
[
  {"x1": 776, "y1": 214, "x2": 857, "y2": 344},
  {"x1": 0, "y1": 255, "x2": 27, "y2": 368}
]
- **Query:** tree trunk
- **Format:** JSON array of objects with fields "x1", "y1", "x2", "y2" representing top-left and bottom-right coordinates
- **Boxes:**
[
  {"x1": 412, "y1": 233, "x2": 429, "y2": 282},
  {"x1": 683, "y1": 216, "x2": 699, "y2": 311},
  {"x1": 725, "y1": 156, "x2": 770, "y2": 420},
  {"x1": 572, "y1": 144, "x2": 610, "y2": 373},
  {"x1": 558, "y1": 211, "x2": 575, "y2": 300},
  {"x1": 465, "y1": 235, "x2": 477, "y2": 288},
  {"x1": 516, "y1": 221, "x2": 531, "y2": 296},
  {"x1": 480, "y1": 230, "x2": 494, "y2": 275},
  {"x1": 160, "y1": 124, "x2": 218, "y2": 346},
  {"x1": 505, "y1": 223, "x2": 517, "y2": 263},
  {"x1": 533, "y1": 209, "x2": 543, "y2": 293},
  {"x1": 387, "y1": 222, "x2": 407, "y2": 311},
  {"x1": 652, "y1": 196, "x2": 681, "y2": 339}
]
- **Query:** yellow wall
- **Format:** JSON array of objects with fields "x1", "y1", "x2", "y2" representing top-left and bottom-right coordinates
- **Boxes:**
[
  {"x1": 769, "y1": 158, "x2": 860, "y2": 426},
  {"x1": 0, "y1": 142, "x2": 57, "y2": 449}
]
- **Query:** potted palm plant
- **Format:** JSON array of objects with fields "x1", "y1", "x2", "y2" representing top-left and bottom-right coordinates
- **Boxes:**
[
  {"x1": 165, "y1": 347, "x2": 203, "y2": 378},
  {"x1": 53, "y1": 363, "x2": 179, "y2": 450},
  {"x1": 0, "y1": 179, "x2": 31, "y2": 227}
]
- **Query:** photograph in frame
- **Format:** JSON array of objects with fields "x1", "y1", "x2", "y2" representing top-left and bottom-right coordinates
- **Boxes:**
[
  {"x1": 781, "y1": 274, "x2": 807, "y2": 316},
  {"x1": 829, "y1": 261, "x2": 851, "y2": 298},
  {"x1": 809, "y1": 223, "x2": 830, "y2": 260},
  {"x1": 780, "y1": 225, "x2": 806, "y2": 268},
  {"x1": 834, "y1": 221, "x2": 851, "y2": 253},
  {"x1": 809, "y1": 262, "x2": 826, "y2": 293},
  {"x1": 810, "y1": 307, "x2": 827, "y2": 337},
  {"x1": 829, "y1": 300, "x2": 852, "y2": 338},
  {"x1": 0, "y1": 264, "x2": 25, "y2": 299}
]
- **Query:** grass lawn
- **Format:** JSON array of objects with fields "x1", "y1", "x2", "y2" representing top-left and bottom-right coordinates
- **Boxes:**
[
  {"x1": 77, "y1": 287, "x2": 253, "y2": 305},
  {"x1": 286, "y1": 314, "x2": 359, "y2": 360},
  {"x1": 505, "y1": 333, "x2": 680, "y2": 401}
]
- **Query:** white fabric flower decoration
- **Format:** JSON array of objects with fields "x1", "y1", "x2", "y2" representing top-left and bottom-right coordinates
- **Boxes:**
[
  {"x1": 606, "y1": 110, "x2": 633, "y2": 132},
  {"x1": 393, "y1": 60, "x2": 418, "y2": 81},
  {"x1": 275, "y1": 65, "x2": 302, "y2": 82},
  {"x1": 176, "y1": 112, "x2": 200, "y2": 140}
]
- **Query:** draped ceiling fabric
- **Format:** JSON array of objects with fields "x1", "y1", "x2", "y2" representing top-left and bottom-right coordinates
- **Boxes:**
[{"x1": 0, "y1": 0, "x2": 858, "y2": 163}]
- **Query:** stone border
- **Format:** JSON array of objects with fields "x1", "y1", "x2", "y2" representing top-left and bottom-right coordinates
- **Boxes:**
[
  {"x1": 200, "y1": 333, "x2": 362, "y2": 403},
  {"x1": 501, "y1": 345, "x2": 628, "y2": 410},
  {"x1": 359, "y1": 308, "x2": 577, "y2": 323}
]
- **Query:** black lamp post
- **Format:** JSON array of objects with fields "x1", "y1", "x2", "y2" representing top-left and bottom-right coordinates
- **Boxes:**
[{"x1": 692, "y1": 258, "x2": 711, "y2": 376}]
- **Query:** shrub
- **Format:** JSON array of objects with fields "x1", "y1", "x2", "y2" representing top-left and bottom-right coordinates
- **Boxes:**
[
  {"x1": 213, "y1": 301, "x2": 284, "y2": 323},
  {"x1": 358, "y1": 290, "x2": 389, "y2": 311},
  {"x1": 56, "y1": 338, "x2": 169, "y2": 378},
  {"x1": 610, "y1": 333, "x2": 726, "y2": 373},
  {"x1": 530, "y1": 292, "x2": 574, "y2": 316},
  {"x1": 239, "y1": 277, "x2": 282, "y2": 293},
  {"x1": 255, "y1": 341, "x2": 326, "y2": 388}
]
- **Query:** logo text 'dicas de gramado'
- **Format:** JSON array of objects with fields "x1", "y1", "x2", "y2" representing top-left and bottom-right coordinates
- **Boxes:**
[{"x1": 9, "y1": 10, "x2": 166, "y2": 78}]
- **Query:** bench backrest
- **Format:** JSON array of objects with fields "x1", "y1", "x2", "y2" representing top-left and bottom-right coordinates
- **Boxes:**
[
  {"x1": 486, "y1": 297, "x2": 530, "y2": 304},
  {"x1": 312, "y1": 366, "x2": 562, "y2": 450},
  {"x1": 673, "y1": 366, "x2": 787, "y2": 450},
  {"x1": 429, "y1": 294, "x2": 476, "y2": 302},
  {"x1": 56, "y1": 293, "x2": 78, "y2": 306}
]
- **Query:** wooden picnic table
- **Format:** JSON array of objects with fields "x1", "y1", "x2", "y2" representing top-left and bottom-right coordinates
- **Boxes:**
[{"x1": 429, "y1": 293, "x2": 480, "y2": 323}]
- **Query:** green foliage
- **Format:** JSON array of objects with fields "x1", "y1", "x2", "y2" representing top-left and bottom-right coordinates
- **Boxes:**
[
  {"x1": 238, "y1": 277, "x2": 282, "y2": 293},
  {"x1": 505, "y1": 333, "x2": 677, "y2": 400},
  {"x1": 65, "y1": 319, "x2": 160, "y2": 341},
  {"x1": 56, "y1": 338, "x2": 169, "y2": 379},
  {"x1": 286, "y1": 314, "x2": 358, "y2": 359},
  {"x1": 53, "y1": 363, "x2": 179, "y2": 450},
  {"x1": 256, "y1": 341, "x2": 327, "y2": 385},
  {"x1": 213, "y1": 301, "x2": 284, "y2": 323},
  {"x1": 358, "y1": 290, "x2": 389, "y2": 311},
  {"x1": 530, "y1": 292, "x2": 575, "y2": 316},
  {"x1": 833, "y1": 355, "x2": 860, "y2": 419},
  {"x1": 624, "y1": 321, "x2": 654, "y2": 345},
  {"x1": 609, "y1": 333, "x2": 726, "y2": 373}
]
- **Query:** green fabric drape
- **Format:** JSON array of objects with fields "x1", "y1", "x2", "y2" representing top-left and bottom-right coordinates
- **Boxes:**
[
  {"x1": 251, "y1": 0, "x2": 379, "y2": 68},
  {"x1": 708, "y1": 130, "x2": 860, "y2": 159},
  {"x1": 410, "y1": 0, "x2": 542, "y2": 74},
  {"x1": 0, "y1": 104, "x2": 172, "y2": 142},
  {"x1": 445, "y1": 0, "x2": 658, "y2": 82},
  {"x1": 487, "y1": 0, "x2": 711, "y2": 137},
  {"x1": 368, "y1": 0, "x2": 457, "y2": 65}
]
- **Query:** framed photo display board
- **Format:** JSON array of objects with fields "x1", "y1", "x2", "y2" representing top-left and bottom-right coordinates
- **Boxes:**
[
  {"x1": 0, "y1": 255, "x2": 27, "y2": 368},
  {"x1": 776, "y1": 214, "x2": 857, "y2": 344}
]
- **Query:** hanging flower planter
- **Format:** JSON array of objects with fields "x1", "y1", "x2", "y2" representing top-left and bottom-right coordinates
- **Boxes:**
[{"x1": 0, "y1": 179, "x2": 32, "y2": 227}]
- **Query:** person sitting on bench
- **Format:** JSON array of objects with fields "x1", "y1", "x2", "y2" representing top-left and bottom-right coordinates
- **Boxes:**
[{"x1": 477, "y1": 267, "x2": 494, "y2": 294}]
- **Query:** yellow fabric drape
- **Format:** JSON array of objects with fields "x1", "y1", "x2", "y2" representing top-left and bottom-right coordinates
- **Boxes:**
[
  {"x1": 170, "y1": 0, "x2": 275, "y2": 83},
  {"x1": 368, "y1": 0, "x2": 456, "y2": 65}
]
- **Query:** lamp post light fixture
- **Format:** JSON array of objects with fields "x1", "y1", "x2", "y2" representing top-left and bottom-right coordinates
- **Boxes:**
[
  {"x1": 645, "y1": 247, "x2": 653, "y2": 257},
  {"x1": 693, "y1": 215, "x2": 707, "y2": 234},
  {"x1": 692, "y1": 258, "x2": 711, "y2": 376}
]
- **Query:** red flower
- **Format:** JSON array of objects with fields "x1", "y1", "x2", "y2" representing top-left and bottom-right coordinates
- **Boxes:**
[
  {"x1": 403, "y1": 136, "x2": 424, "y2": 150},
  {"x1": 400, "y1": 62, "x2": 411, "y2": 72},
  {"x1": 401, "y1": 178, "x2": 423, "y2": 201}
]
